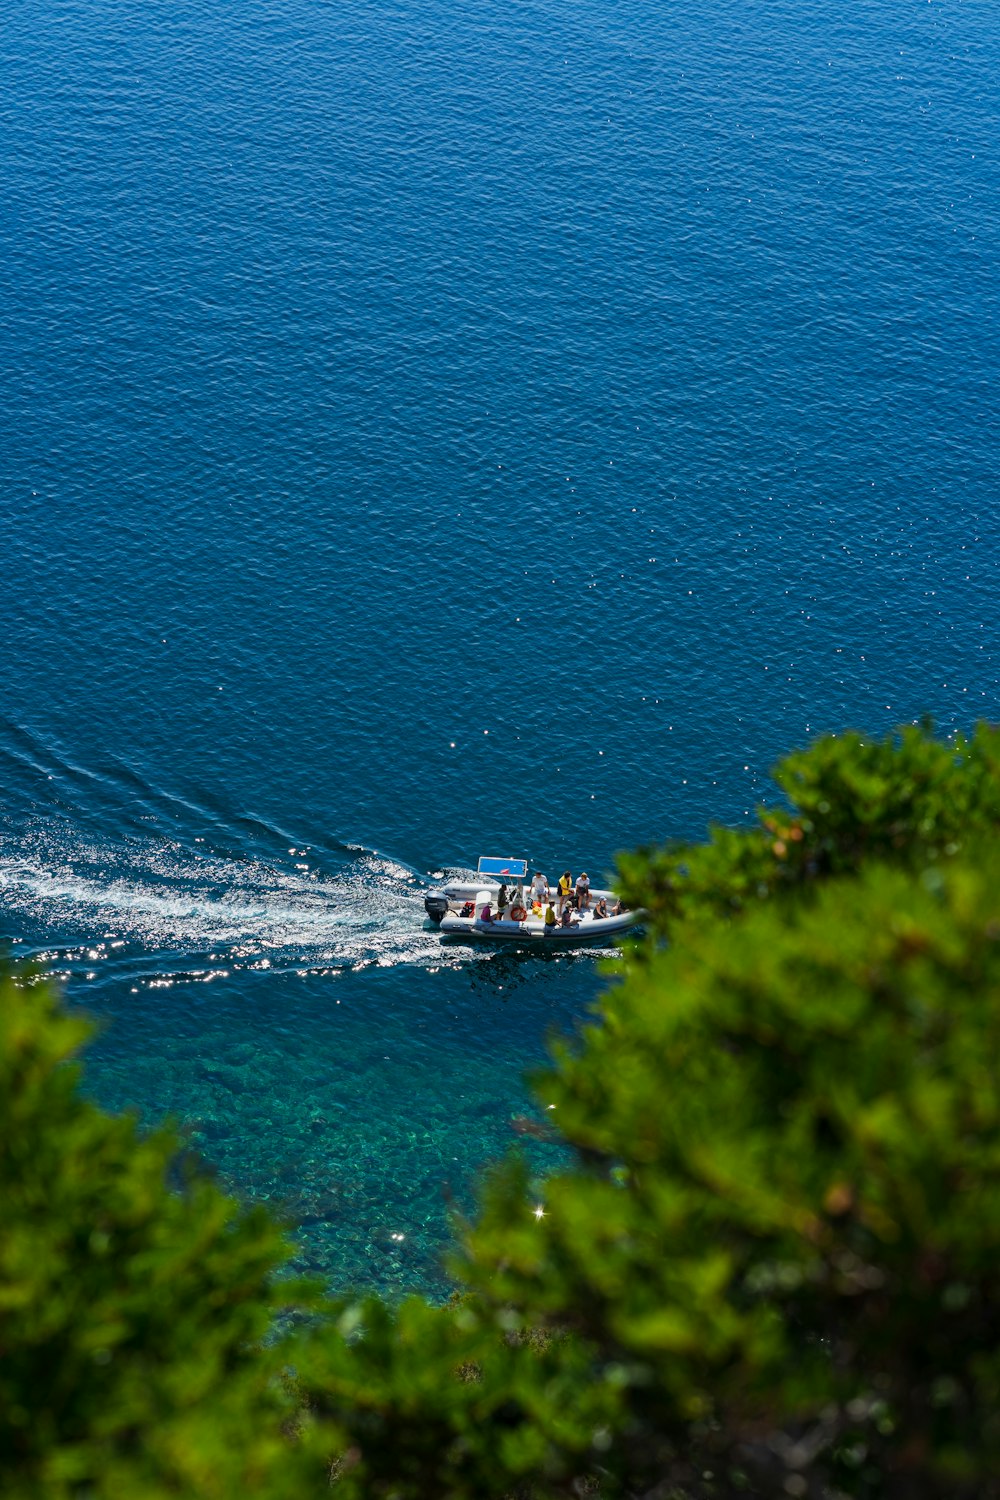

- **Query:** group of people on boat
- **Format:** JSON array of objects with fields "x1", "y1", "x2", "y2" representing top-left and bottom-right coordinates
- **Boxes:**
[{"x1": 468, "y1": 870, "x2": 626, "y2": 929}]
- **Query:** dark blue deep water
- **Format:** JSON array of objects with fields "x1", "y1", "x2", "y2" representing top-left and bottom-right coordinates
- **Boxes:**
[{"x1": 2, "y1": 0, "x2": 997, "y2": 1295}]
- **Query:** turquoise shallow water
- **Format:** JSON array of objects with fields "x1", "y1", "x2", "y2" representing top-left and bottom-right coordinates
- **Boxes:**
[
  {"x1": 81, "y1": 959, "x2": 584, "y2": 1299},
  {"x1": 1, "y1": 0, "x2": 998, "y2": 1294}
]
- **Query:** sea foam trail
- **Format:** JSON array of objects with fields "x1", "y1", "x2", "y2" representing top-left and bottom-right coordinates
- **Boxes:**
[{"x1": 0, "y1": 827, "x2": 446, "y2": 977}]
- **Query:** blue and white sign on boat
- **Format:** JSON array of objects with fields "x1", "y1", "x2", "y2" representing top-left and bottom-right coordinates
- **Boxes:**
[{"x1": 477, "y1": 856, "x2": 529, "y2": 879}]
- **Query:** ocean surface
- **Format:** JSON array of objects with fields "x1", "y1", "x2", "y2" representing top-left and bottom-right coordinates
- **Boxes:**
[{"x1": 1, "y1": 0, "x2": 997, "y2": 1297}]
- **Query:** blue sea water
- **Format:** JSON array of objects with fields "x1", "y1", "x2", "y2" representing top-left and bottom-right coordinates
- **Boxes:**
[{"x1": 1, "y1": 0, "x2": 997, "y2": 1296}]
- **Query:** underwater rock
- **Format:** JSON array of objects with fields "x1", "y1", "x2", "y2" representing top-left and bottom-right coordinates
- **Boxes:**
[
  {"x1": 279, "y1": 1185, "x2": 344, "y2": 1227},
  {"x1": 510, "y1": 1113, "x2": 560, "y2": 1144},
  {"x1": 193, "y1": 1058, "x2": 249, "y2": 1090}
]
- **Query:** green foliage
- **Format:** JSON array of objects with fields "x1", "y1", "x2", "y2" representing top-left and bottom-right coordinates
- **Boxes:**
[
  {"x1": 459, "y1": 847, "x2": 1000, "y2": 1496},
  {"x1": 618, "y1": 721, "x2": 1000, "y2": 935},
  {"x1": 0, "y1": 967, "x2": 329, "y2": 1499},
  {"x1": 293, "y1": 1292, "x2": 622, "y2": 1498}
]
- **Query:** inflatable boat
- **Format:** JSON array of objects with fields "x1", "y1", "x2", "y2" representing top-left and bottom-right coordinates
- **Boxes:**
[{"x1": 424, "y1": 856, "x2": 639, "y2": 945}]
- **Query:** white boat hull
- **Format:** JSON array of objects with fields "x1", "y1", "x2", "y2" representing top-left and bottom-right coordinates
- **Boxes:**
[{"x1": 428, "y1": 878, "x2": 638, "y2": 945}]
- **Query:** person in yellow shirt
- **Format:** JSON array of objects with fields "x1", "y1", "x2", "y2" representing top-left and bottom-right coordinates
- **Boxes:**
[{"x1": 557, "y1": 870, "x2": 573, "y2": 914}]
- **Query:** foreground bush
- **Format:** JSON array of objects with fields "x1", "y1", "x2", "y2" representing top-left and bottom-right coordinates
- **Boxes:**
[
  {"x1": 0, "y1": 969, "x2": 328, "y2": 1498},
  {"x1": 460, "y1": 850, "x2": 1000, "y2": 1496},
  {"x1": 292, "y1": 1295, "x2": 622, "y2": 1499}
]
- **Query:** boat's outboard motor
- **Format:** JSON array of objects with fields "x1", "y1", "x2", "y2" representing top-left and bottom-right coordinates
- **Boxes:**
[{"x1": 424, "y1": 890, "x2": 450, "y2": 924}]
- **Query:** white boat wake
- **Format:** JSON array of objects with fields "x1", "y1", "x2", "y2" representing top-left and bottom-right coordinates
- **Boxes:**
[{"x1": 0, "y1": 826, "x2": 448, "y2": 980}]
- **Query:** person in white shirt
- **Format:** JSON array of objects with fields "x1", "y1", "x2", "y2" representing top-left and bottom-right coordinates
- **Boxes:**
[
  {"x1": 530, "y1": 871, "x2": 548, "y2": 907},
  {"x1": 575, "y1": 872, "x2": 591, "y2": 910}
]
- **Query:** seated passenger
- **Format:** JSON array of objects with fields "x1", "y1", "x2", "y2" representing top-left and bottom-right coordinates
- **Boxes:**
[
  {"x1": 560, "y1": 902, "x2": 577, "y2": 927},
  {"x1": 575, "y1": 872, "x2": 591, "y2": 910},
  {"x1": 592, "y1": 897, "x2": 608, "y2": 919},
  {"x1": 531, "y1": 871, "x2": 549, "y2": 906},
  {"x1": 544, "y1": 900, "x2": 557, "y2": 932},
  {"x1": 479, "y1": 902, "x2": 494, "y2": 923},
  {"x1": 613, "y1": 897, "x2": 628, "y2": 916}
]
